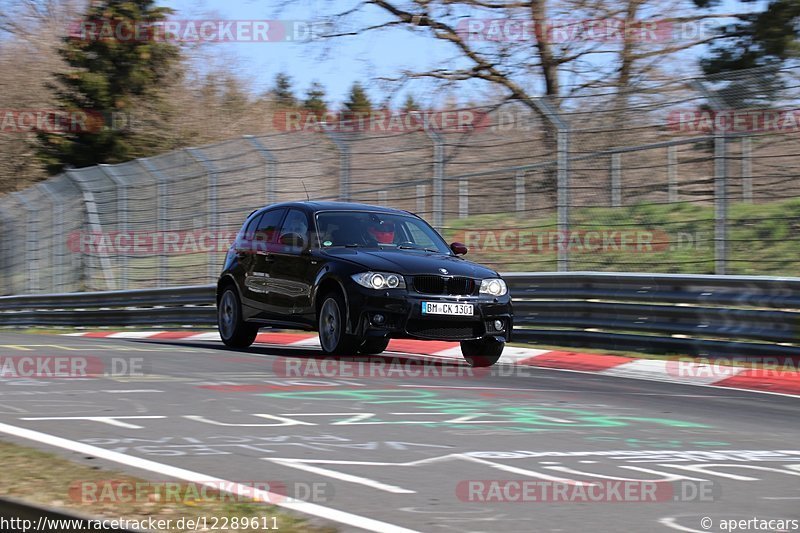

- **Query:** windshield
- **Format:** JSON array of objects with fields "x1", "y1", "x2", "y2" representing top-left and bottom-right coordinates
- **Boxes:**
[{"x1": 315, "y1": 211, "x2": 451, "y2": 254}]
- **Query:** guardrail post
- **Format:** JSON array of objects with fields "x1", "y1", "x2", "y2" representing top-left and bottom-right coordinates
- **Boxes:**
[
  {"x1": 186, "y1": 148, "x2": 219, "y2": 282},
  {"x1": 515, "y1": 170, "x2": 525, "y2": 212},
  {"x1": 741, "y1": 136, "x2": 752, "y2": 203},
  {"x1": 138, "y1": 159, "x2": 169, "y2": 288},
  {"x1": 610, "y1": 153, "x2": 622, "y2": 207},
  {"x1": 11, "y1": 193, "x2": 39, "y2": 293},
  {"x1": 98, "y1": 165, "x2": 128, "y2": 290},
  {"x1": 322, "y1": 129, "x2": 351, "y2": 201},
  {"x1": 667, "y1": 145, "x2": 678, "y2": 203},
  {"x1": 64, "y1": 170, "x2": 117, "y2": 291},
  {"x1": 37, "y1": 182, "x2": 65, "y2": 292},
  {"x1": 243, "y1": 135, "x2": 278, "y2": 204},
  {"x1": 424, "y1": 126, "x2": 445, "y2": 230}
]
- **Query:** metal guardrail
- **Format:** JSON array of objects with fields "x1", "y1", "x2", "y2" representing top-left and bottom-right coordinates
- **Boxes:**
[{"x1": 1, "y1": 272, "x2": 798, "y2": 358}]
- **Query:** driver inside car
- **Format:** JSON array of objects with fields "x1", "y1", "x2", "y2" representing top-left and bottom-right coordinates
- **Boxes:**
[{"x1": 366, "y1": 217, "x2": 396, "y2": 245}]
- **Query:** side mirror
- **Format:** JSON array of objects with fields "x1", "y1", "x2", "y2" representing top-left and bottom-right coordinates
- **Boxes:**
[
  {"x1": 450, "y1": 242, "x2": 468, "y2": 255},
  {"x1": 279, "y1": 233, "x2": 305, "y2": 250}
]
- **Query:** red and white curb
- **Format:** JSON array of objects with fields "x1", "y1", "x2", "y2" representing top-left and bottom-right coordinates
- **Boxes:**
[{"x1": 63, "y1": 331, "x2": 800, "y2": 397}]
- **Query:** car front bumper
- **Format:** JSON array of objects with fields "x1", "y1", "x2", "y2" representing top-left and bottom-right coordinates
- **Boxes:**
[{"x1": 345, "y1": 285, "x2": 513, "y2": 342}]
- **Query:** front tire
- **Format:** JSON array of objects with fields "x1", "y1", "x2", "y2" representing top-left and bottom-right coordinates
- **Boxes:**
[
  {"x1": 359, "y1": 337, "x2": 390, "y2": 355},
  {"x1": 318, "y1": 292, "x2": 359, "y2": 355},
  {"x1": 218, "y1": 287, "x2": 258, "y2": 348},
  {"x1": 460, "y1": 338, "x2": 504, "y2": 367}
]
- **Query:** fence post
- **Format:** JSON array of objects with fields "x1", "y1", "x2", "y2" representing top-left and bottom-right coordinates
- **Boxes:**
[
  {"x1": 741, "y1": 136, "x2": 752, "y2": 203},
  {"x1": 416, "y1": 184, "x2": 426, "y2": 214},
  {"x1": 138, "y1": 159, "x2": 169, "y2": 288},
  {"x1": 533, "y1": 98, "x2": 570, "y2": 272},
  {"x1": 0, "y1": 205, "x2": 7, "y2": 294},
  {"x1": 515, "y1": 170, "x2": 526, "y2": 212},
  {"x1": 610, "y1": 153, "x2": 622, "y2": 207},
  {"x1": 323, "y1": 130, "x2": 351, "y2": 201},
  {"x1": 38, "y1": 182, "x2": 65, "y2": 292},
  {"x1": 459, "y1": 178, "x2": 468, "y2": 219},
  {"x1": 243, "y1": 135, "x2": 278, "y2": 203},
  {"x1": 65, "y1": 170, "x2": 116, "y2": 291},
  {"x1": 98, "y1": 164, "x2": 128, "y2": 290},
  {"x1": 694, "y1": 80, "x2": 728, "y2": 275},
  {"x1": 424, "y1": 126, "x2": 445, "y2": 230},
  {"x1": 667, "y1": 145, "x2": 678, "y2": 203},
  {"x1": 186, "y1": 148, "x2": 219, "y2": 283},
  {"x1": 11, "y1": 193, "x2": 39, "y2": 293}
]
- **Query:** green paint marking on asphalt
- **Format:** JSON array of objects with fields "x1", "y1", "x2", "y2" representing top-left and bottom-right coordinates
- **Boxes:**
[{"x1": 264, "y1": 389, "x2": 710, "y2": 430}]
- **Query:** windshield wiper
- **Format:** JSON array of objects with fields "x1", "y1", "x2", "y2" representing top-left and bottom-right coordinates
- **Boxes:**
[{"x1": 397, "y1": 244, "x2": 441, "y2": 253}]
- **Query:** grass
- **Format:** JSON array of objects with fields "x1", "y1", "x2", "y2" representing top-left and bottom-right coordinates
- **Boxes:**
[
  {"x1": 442, "y1": 198, "x2": 800, "y2": 275},
  {"x1": 0, "y1": 440, "x2": 335, "y2": 533}
]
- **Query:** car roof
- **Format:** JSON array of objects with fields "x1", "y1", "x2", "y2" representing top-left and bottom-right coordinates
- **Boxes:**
[{"x1": 257, "y1": 200, "x2": 414, "y2": 216}]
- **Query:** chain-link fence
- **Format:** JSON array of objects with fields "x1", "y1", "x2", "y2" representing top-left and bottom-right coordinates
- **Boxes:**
[{"x1": 2, "y1": 66, "x2": 800, "y2": 295}]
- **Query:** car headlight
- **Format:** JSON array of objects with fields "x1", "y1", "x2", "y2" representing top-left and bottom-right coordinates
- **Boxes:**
[
  {"x1": 479, "y1": 278, "x2": 507, "y2": 296},
  {"x1": 352, "y1": 272, "x2": 406, "y2": 290}
]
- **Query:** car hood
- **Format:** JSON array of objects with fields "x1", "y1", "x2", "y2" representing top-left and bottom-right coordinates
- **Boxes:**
[{"x1": 321, "y1": 248, "x2": 499, "y2": 278}]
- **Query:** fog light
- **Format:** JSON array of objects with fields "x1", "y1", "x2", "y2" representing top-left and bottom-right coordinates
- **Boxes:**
[
  {"x1": 494, "y1": 320, "x2": 504, "y2": 331},
  {"x1": 372, "y1": 314, "x2": 385, "y2": 325}
]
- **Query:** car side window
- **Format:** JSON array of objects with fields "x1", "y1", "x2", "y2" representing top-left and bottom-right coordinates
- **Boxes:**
[
  {"x1": 236, "y1": 212, "x2": 262, "y2": 250},
  {"x1": 278, "y1": 209, "x2": 309, "y2": 252},
  {"x1": 253, "y1": 209, "x2": 286, "y2": 252}
]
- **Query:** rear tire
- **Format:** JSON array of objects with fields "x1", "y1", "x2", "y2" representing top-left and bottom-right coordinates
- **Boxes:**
[
  {"x1": 460, "y1": 338, "x2": 504, "y2": 367},
  {"x1": 218, "y1": 287, "x2": 258, "y2": 348},
  {"x1": 318, "y1": 292, "x2": 360, "y2": 355},
  {"x1": 359, "y1": 337, "x2": 390, "y2": 355}
]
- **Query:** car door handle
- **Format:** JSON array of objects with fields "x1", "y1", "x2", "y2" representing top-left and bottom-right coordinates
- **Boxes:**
[{"x1": 256, "y1": 251, "x2": 275, "y2": 261}]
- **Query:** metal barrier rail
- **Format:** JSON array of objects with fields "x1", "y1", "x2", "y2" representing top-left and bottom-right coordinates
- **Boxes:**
[{"x1": 1, "y1": 272, "x2": 798, "y2": 358}]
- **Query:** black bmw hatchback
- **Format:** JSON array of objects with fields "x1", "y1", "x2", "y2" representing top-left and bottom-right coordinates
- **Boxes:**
[{"x1": 216, "y1": 201, "x2": 513, "y2": 367}]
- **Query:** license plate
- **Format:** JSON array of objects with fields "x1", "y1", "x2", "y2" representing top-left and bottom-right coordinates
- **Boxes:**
[{"x1": 421, "y1": 302, "x2": 473, "y2": 316}]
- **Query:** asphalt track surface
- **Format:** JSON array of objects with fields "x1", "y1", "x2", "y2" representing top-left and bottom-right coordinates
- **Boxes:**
[{"x1": 0, "y1": 332, "x2": 798, "y2": 533}]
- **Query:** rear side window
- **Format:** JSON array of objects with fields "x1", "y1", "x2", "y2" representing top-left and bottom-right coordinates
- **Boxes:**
[
  {"x1": 253, "y1": 209, "x2": 286, "y2": 251},
  {"x1": 236, "y1": 212, "x2": 262, "y2": 249}
]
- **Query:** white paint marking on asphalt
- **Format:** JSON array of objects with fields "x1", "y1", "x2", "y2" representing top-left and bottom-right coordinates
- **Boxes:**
[
  {"x1": 19, "y1": 416, "x2": 166, "y2": 429},
  {"x1": 599, "y1": 359, "x2": 746, "y2": 385},
  {"x1": 187, "y1": 332, "x2": 222, "y2": 341},
  {"x1": 269, "y1": 458, "x2": 415, "y2": 494},
  {"x1": 658, "y1": 516, "x2": 709, "y2": 533},
  {"x1": 104, "y1": 332, "x2": 165, "y2": 338},
  {"x1": 0, "y1": 421, "x2": 423, "y2": 533},
  {"x1": 101, "y1": 389, "x2": 164, "y2": 394},
  {"x1": 289, "y1": 337, "x2": 322, "y2": 347}
]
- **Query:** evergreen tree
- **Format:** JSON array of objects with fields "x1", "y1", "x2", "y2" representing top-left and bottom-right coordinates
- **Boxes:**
[
  {"x1": 303, "y1": 81, "x2": 327, "y2": 117},
  {"x1": 695, "y1": 0, "x2": 800, "y2": 106},
  {"x1": 37, "y1": 0, "x2": 181, "y2": 173},
  {"x1": 272, "y1": 72, "x2": 297, "y2": 108},
  {"x1": 343, "y1": 82, "x2": 372, "y2": 114},
  {"x1": 401, "y1": 93, "x2": 420, "y2": 112}
]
